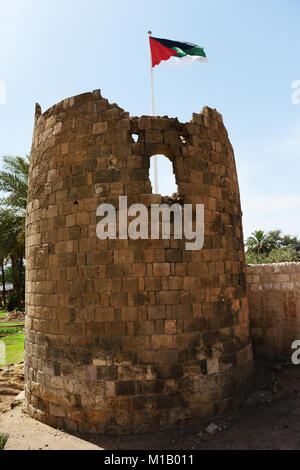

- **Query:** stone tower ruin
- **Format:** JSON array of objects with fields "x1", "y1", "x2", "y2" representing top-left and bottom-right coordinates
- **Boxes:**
[{"x1": 25, "y1": 89, "x2": 253, "y2": 434}]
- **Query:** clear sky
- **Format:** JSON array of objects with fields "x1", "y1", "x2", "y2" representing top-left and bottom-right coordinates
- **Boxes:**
[{"x1": 0, "y1": 0, "x2": 299, "y2": 238}]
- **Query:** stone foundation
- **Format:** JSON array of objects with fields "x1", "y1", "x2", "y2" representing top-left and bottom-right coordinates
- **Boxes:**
[{"x1": 25, "y1": 90, "x2": 253, "y2": 434}]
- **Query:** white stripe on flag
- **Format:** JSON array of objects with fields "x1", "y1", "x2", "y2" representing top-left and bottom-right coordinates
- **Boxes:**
[{"x1": 158, "y1": 55, "x2": 210, "y2": 67}]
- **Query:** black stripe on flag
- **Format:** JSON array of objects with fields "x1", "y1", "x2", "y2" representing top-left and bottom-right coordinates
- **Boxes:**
[{"x1": 151, "y1": 36, "x2": 197, "y2": 51}]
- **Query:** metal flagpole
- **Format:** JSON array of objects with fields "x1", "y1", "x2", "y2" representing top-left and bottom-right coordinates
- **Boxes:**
[{"x1": 148, "y1": 31, "x2": 159, "y2": 194}]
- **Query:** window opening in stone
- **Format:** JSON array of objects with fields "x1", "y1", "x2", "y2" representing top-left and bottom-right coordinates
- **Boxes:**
[
  {"x1": 150, "y1": 155, "x2": 178, "y2": 197},
  {"x1": 180, "y1": 135, "x2": 187, "y2": 144},
  {"x1": 132, "y1": 133, "x2": 139, "y2": 143}
]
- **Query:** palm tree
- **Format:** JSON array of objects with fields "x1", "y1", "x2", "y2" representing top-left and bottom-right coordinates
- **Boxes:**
[
  {"x1": 246, "y1": 230, "x2": 269, "y2": 254},
  {"x1": 0, "y1": 255, "x2": 7, "y2": 305},
  {"x1": 0, "y1": 209, "x2": 25, "y2": 309},
  {"x1": 0, "y1": 155, "x2": 29, "y2": 309},
  {"x1": 0, "y1": 155, "x2": 30, "y2": 213}
]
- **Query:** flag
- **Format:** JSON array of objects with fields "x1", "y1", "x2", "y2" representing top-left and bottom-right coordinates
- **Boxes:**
[{"x1": 149, "y1": 36, "x2": 209, "y2": 68}]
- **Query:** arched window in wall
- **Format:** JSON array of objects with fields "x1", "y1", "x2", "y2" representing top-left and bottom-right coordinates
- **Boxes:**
[{"x1": 149, "y1": 155, "x2": 178, "y2": 196}]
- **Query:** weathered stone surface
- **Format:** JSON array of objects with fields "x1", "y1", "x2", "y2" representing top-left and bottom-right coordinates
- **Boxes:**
[{"x1": 25, "y1": 90, "x2": 253, "y2": 435}]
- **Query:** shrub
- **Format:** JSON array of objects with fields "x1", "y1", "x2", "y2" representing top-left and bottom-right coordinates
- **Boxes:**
[
  {"x1": 246, "y1": 247, "x2": 300, "y2": 264},
  {"x1": 267, "y1": 247, "x2": 300, "y2": 263},
  {"x1": 7, "y1": 293, "x2": 18, "y2": 312},
  {"x1": 0, "y1": 327, "x2": 23, "y2": 335},
  {"x1": 245, "y1": 252, "x2": 268, "y2": 264}
]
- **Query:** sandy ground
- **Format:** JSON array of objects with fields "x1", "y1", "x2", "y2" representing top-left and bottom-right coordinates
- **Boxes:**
[{"x1": 1, "y1": 364, "x2": 300, "y2": 450}]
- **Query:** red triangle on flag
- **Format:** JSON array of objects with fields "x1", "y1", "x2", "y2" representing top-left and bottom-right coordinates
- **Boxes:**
[{"x1": 149, "y1": 37, "x2": 178, "y2": 68}]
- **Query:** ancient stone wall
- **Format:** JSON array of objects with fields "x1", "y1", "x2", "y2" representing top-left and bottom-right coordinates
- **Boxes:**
[
  {"x1": 247, "y1": 263, "x2": 300, "y2": 362},
  {"x1": 25, "y1": 89, "x2": 253, "y2": 434}
]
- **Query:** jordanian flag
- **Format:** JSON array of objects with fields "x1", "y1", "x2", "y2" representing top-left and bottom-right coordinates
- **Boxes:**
[{"x1": 149, "y1": 36, "x2": 209, "y2": 68}]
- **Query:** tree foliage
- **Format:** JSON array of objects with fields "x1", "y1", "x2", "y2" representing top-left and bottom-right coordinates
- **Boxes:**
[
  {"x1": 245, "y1": 230, "x2": 300, "y2": 264},
  {"x1": 245, "y1": 230, "x2": 269, "y2": 254},
  {"x1": 0, "y1": 155, "x2": 29, "y2": 309},
  {"x1": 0, "y1": 155, "x2": 29, "y2": 213}
]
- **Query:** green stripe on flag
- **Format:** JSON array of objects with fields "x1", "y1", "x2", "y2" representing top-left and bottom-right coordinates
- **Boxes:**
[
  {"x1": 171, "y1": 45, "x2": 206, "y2": 58},
  {"x1": 184, "y1": 46, "x2": 206, "y2": 57},
  {"x1": 171, "y1": 47, "x2": 187, "y2": 57}
]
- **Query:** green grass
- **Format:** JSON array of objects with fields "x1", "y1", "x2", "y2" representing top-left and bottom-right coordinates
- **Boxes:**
[
  {"x1": 0, "y1": 332, "x2": 24, "y2": 366},
  {"x1": 0, "y1": 434, "x2": 9, "y2": 451},
  {"x1": 0, "y1": 322, "x2": 24, "y2": 336},
  {"x1": 0, "y1": 310, "x2": 6, "y2": 319},
  {"x1": 0, "y1": 322, "x2": 24, "y2": 328}
]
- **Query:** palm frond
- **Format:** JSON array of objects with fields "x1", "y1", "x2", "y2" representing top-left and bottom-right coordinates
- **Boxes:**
[
  {"x1": 0, "y1": 155, "x2": 29, "y2": 211},
  {"x1": 1, "y1": 155, "x2": 30, "y2": 178}
]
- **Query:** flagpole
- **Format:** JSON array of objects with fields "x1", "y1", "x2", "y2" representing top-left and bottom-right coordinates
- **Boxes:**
[{"x1": 148, "y1": 31, "x2": 159, "y2": 195}]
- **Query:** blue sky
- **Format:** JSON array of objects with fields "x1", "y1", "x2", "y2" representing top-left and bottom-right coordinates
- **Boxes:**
[{"x1": 0, "y1": 0, "x2": 299, "y2": 238}]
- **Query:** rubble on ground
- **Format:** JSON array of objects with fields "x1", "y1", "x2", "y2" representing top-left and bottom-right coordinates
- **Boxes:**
[
  {"x1": 0, "y1": 362, "x2": 25, "y2": 391},
  {"x1": 3, "y1": 311, "x2": 25, "y2": 322},
  {"x1": 10, "y1": 390, "x2": 25, "y2": 408},
  {"x1": 206, "y1": 423, "x2": 219, "y2": 434}
]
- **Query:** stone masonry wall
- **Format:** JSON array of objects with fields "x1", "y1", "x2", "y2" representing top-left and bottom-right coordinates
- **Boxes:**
[
  {"x1": 247, "y1": 263, "x2": 300, "y2": 362},
  {"x1": 25, "y1": 89, "x2": 253, "y2": 434}
]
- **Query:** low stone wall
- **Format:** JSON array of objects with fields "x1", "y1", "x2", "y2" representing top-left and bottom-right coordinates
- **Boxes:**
[{"x1": 247, "y1": 263, "x2": 300, "y2": 362}]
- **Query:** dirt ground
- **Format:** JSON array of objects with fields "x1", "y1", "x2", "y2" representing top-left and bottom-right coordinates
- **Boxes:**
[{"x1": 1, "y1": 364, "x2": 300, "y2": 450}]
